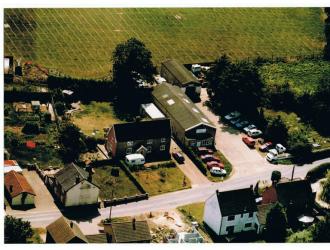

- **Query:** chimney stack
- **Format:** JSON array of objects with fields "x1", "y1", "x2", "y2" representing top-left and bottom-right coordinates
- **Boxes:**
[
  {"x1": 132, "y1": 218, "x2": 136, "y2": 230},
  {"x1": 9, "y1": 185, "x2": 13, "y2": 193},
  {"x1": 75, "y1": 175, "x2": 80, "y2": 184},
  {"x1": 70, "y1": 221, "x2": 74, "y2": 228}
]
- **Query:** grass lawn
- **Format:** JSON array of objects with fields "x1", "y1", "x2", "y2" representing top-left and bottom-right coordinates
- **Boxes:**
[
  {"x1": 177, "y1": 202, "x2": 205, "y2": 225},
  {"x1": 93, "y1": 165, "x2": 141, "y2": 199},
  {"x1": 260, "y1": 60, "x2": 330, "y2": 95},
  {"x1": 4, "y1": 8, "x2": 324, "y2": 78},
  {"x1": 72, "y1": 102, "x2": 124, "y2": 138},
  {"x1": 206, "y1": 151, "x2": 233, "y2": 182},
  {"x1": 133, "y1": 167, "x2": 191, "y2": 196},
  {"x1": 264, "y1": 109, "x2": 330, "y2": 150}
]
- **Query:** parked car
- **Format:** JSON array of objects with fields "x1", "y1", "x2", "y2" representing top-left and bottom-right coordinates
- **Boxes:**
[
  {"x1": 172, "y1": 152, "x2": 185, "y2": 164},
  {"x1": 125, "y1": 154, "x2": 145, "y2": 166},
  {"x1": 248, "y1": 129, "x2": 263, "y2": 138},
  {"x1": 266, "y1": 152, "x2": 292, "y2": 163},
  {"x1": 243, "y1": 124, "x2": 256, "y2": 134},
  {"x1": 276, "y1": 144, "x2": 286, "y2": 153},
  {"x1": 196, "y1": 147, "x2": 213, "y2": 155},
  {"x1": 210, "y1": 167, "x2": 227, "y2": 176},
  {"x1": 242, "y1": 136, "x2": 256, "y2": 148},
  {"x1": 230, "y1": 118, "x2": 241, "y2": 125},
  {"x1": 235, "y1": 120, "x2": 249, "y2": 129},
  {"x1": 201, "y1": 154, "x2": 219, "y2": 163},
  {"x1": 259, "y1": 142, "x2": 273, "y2": 152},
  {"x1": 207, "y1": 161, "x2": 224, "y2": 170},
  {"x1": 224, "y1": 111, "x2": 241, "y2": 120}
]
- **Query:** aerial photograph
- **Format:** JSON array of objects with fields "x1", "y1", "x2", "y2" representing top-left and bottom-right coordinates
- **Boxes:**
[{"x1": 2, "y1": 2, "x2": 330, "y2": 245}]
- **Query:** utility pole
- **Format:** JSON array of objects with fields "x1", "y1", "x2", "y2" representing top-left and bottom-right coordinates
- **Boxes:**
[
  {"x1": 109, "y1": 189, "x2": 114, "y2": 222},
  {"x1": 291, "y1": 165, "x2": 296, "y2": 181}
]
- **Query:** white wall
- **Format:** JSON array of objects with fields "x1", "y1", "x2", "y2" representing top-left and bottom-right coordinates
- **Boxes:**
[
  {"x1": 65, "y1": 180, "x2": 99, "y2": 207},
  {"x1": 203, "y1": 193, "x2": 222, "y2": 235},
  {"x1": 220, "y1": 211, "x2": 259, "y2": 235}
]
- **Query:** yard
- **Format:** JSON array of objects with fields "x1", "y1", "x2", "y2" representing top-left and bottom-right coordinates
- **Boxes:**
[
  {"x1": 4, "y1": 8, "x2": 324, "y2": 78},
  {"x1": 93, "y1": 165, "x2": 141, "y2": 199},
  {"x1": 133, "y1": 167, "x2": 191, "y2": 196},
  {"x1": 72, "y1": 102, "x2": 125, "y2": 138}
]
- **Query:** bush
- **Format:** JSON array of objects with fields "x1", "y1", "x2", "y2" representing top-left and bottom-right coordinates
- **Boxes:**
[
  {"x1": 149, "y1": 160, "x2": 176, "y2": 170},
  {"x1": 55, "y1": 101, "x2": 66, "y2": 116},
  {"x1": 306, "y1": 163, "x2": 330, "y2": 183},
  {"x1": 321, "y1": 171, "x2": 330, "y2": 203},
  {"x1": 43, "y1": 112, "x2": 52, "y2": 123},
  {"x1": 22, "y1": 121, "x2": 40, "y2": 135},
  {"x1": 85, "y1": 136, "x2": 98, "y2": 152}
]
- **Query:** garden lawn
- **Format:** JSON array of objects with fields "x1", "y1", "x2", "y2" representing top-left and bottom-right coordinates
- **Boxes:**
[
  {"x1": 264, "y1": 109, "x2": 330, "y2": 150},
  {"x1": 177, "y1": 202, "x2": 205, "y2": 225},
  {"x1": 133, "y1": 167, "x2": 191, "y2": 196},
  {"x1": 5, "y1": 8, "x2": 324, "y2": 78},
  {"x1": 72, "y1": 102, "x2": 124, "y2": 138},
  {"x1": 93, "y1": 165, "x2": 141, "y2": 199}
]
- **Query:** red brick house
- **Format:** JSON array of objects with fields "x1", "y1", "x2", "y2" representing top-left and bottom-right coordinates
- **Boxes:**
[{"x1": 105, "y1": 119, "x2": 171, "y2": 161}]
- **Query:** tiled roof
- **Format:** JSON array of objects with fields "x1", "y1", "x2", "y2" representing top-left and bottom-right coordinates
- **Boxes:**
[
  {"x1": 86, "y1": 234, "x2": 108, "y2": 243},
  {"x1": 216, "y1": 187, "x2": 257, "y2": 216},
  {"x1": 104, "y1": 220, "x2": 151, "y2": 243},
  {"x1": 4, "y1": 160, "x2": 19, "y2": 167},
  {"x1": 261, "y1": 185, "x2": 278, "y2": 205},
  {"x1": 4, "y1": 170, "x2": 35, "y2": 198},
  {"x1": 46, "y1": 216, "x2": 88, "y2": 243},
  {"x1": 113, "y1": 119, "x2": 171, "y2": 142}
]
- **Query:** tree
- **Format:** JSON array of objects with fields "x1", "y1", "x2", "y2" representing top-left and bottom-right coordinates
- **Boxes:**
[
  {"x1": 321, "y1": 170, "x2": 330, "y2": 203},
  {"x1": 5, "y1": 215, "x2": 33, "y2": 243},
  {"x1": 264, "y1": 116, "x2": 288, "y2": 144},
  {"x1": 206, "y1": 56, "x2": 264, "y2": 115},
  {"x1": 58, "y1": 122, "x2": 86, "y2": 162},
  {"x1": 55, "y1": 101, "x2": 66, "y2": 116},
  {"x1": 324, "y1": 8, "x2": 330, "y2": 60},
  {"x1": 22, "y1": 121, "x2": 40, "y2": 135},
  {"x1": 287, "y1": 131, "x2": 312, "y2": 162},
  {"x1": 85, "y1": 136, "x2": 98, "y2": 152},
  {"x1": 265, "y1": 203, "x2": 287, "y2": 242},
  {"x1": 311, "y1": 215, "x2": 330, "y2": 242},
  {"x1": 286, "y1": 229, "x2": 313, "y2": 243},
  {"x1": 271, "y1": 170, "x2": 281, "y2": 184},
  {"x1": 43, "y1": 112, "x2": 52, "y2": 123}
]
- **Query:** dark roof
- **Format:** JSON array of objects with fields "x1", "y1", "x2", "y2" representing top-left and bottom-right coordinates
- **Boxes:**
[
  {"x1": 113, "y1": 119, "x2": 171, "y2": 142},
  {"x1": 161, "y1": 59, "x2": 199, "y2": 86},
  {"x1": 152, "y1": 83, "x2": 215, "y2": 130},
  {"x1": 4, "y1": 170, "x2": 35, "y2": 198},
  {"x1": 54, "y1": 163, "x2": 95, "y2": 192},
  {"x1": 275, "y1": 179, "x2": 313, "y2": 207},
  {"x1": 257, "y1": 204, "x2": 273, "y2": 225},
  {"x1": 216, "y1": 187, "x2": 257, "y2": 216},
  {"x1": 86, "y1": 234, "x2": 108, "y2": 243},
  {"x1": 46, "y1": 216, "x2": 88, "y2": 243},
  {"x1": 104, "y1": 220, "x2": 151, "y2": 243}
]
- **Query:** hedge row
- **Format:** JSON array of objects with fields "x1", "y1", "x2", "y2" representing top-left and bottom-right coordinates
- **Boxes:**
[
  {"x1": 119, "y1": 160, "x2": 147, "y2": 194},
  {"x1": 185, "y1": 147, "x2": 207, "y2": 176},
  {"x1": 306, "y1": 163, "x2": 330, "y2": 183},
  {"x1": 148, "y1": 160, "x2": 176, "y2": 170}
]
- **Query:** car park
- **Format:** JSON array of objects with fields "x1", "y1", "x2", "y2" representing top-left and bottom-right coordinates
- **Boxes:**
[
  {"x1": 243, "y1": 124, "x2": 256, "y2": 134},
  {"x1": 196, "y1": 147, "x2": 213, "y2": 155},
  {"x1": 210, "y1": 167, "x2": 227, "y2": 176},
  {"x1": 207, "y1": 161, "x2": 224, "y2": 169},
  {"x1": 224, "y1": 111, "x2": 241, "y2": 121},
  {"x1": 247, "y1": 129, "x2": 263, "y2": 138},
  {"x1": 259, "y1": 142, "x2": 273, "y2": 152},
  {"x1": 242, "y1": 136, "x2": 256, "y2": 148},
  {"x1": 172, "y1": 152, "x2": 185, "y2": 164},
  {"x1": 235, "y1": 120, "x2": 249, "y2": 129}
]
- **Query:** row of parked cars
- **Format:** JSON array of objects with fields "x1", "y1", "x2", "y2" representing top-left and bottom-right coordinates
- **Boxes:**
[{"x1": 224, "y1": 111, "x2": 290, "y2": 163}]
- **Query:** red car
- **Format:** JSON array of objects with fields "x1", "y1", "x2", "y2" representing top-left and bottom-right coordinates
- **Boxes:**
[
  {"x1": 259, "y1": 142, "x2": 273, "y2": 152},
  {"x1": 242, "y1": 136, "x2": 256, "y2": 148},
  {"x1": 207, "y1": 161, "x2": 224, "y2": 170},
  {"x1": 201, "y1": 154, "x2": 220, "y2": 163},
  {"x1": 196, "y1": 147, "x2": 213, "y2": 155}
]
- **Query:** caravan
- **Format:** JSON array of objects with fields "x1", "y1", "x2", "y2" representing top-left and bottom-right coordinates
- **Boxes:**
[{"x1": 125, "y1": 154, "x2": 145, "y2": 166}]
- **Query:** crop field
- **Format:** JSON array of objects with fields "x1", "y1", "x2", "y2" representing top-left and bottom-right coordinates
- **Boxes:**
[{"x1": 4, "y1": 8, "x2": 324, "y2": 79}]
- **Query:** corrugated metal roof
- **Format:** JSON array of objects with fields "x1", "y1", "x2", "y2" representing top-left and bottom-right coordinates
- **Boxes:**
[{"x1": 152, "y1": 83, "x2": 215, "y2": 131}]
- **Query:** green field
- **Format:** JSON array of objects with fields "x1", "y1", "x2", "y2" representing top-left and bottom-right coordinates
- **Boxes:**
[
  {"x1": 4, "y1": 8, "x2": 324, "y2": 78},
  {"x1": 260, "y1": 60, "x2": 330, "y2": 95}
]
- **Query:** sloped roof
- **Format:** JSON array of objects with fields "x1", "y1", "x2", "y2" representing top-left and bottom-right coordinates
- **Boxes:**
[
  {"x1": 104, "y1": 220, "x2": 151, "y2": 243},
  {"x1": 161, "y1": 59, "x2": 199, "y2": 86},
  {"x1": 46, "y1": 216, "x2": 88, "y2": 243},
  {"x1": 216, "y1": 187, "x2": 257, "y2": 216},
  {"x1": 113, "y1": 119, "x2": 171, "y2": 142},
  {"x1": 152, "y1": 83, "x2": 215, "y2": 131},
  {"x1": 275, "y1": 179, "x2": 313, "y2": 207},
  {"x1": 86, "y1": 234, "x2": 108, "y2": 243},
  {"x1": 54, "y1": 163, "x2": 91, "y2": 192},
  {"x1": 4, "y1": 170, "x2": 35, "y2": 198}
]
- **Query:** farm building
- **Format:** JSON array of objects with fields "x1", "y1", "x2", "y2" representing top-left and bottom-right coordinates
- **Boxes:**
[
  {"x1": 103, "y1": 219, "x2": 152, "y2": 243},
  {"x1": 4, "y1": 170, "x2": 35, "y2": 207},
  {"x1": 152, "y1": 83, "x2": 216, "y2": 148},
  {"x1": 106, "y1": 119, "x2": 171, "y2": 161},
  {"x1": 160, "y1": 59, "x2": 201, "y2": 100},
  {"x1": 4, "y1": 160, "x2": 23, "y2": 174},
  {"x1": 140, "y1": 103, "x2": 165, "y2": 120},
  {"x1": 203, "y1": 187, "x2": 260, "y2": 236},
  {"x1": 52, "y1": 163, "x2": 100, "y2": 207},
  {"x1": 46, "y1": 216, "x2": 88, "y2": 243}
]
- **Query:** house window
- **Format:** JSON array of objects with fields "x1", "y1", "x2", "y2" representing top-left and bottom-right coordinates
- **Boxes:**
[
  {"x1": 161, "y1": 138, "x2": 166, "y2": 143},
  {"x1": 196, "y1": 128, "x2": 206, "y2": 134},
  {"x1": 126, "y1": 148, "x2": 132, "y2": 154},
  {"x1": 245, "y1": 223, "x2": 252, "y2": 228},
  {"x1": 226, "y1": 226, "x2": 235, "y2": 235},
  {"x1": 147, "y1": 146, "x2": 152, "y2": 153},
  {"x1": 249, "y1": 212, "x2": 254, "y2": 218},
  {"x1": 147, "y1": 139, "x2": 153, "y2": 144},
  {"x1": 160, "y1": 145, "x2": 166, "y2": 151},
  {"x1": 127, "y1": 141, "x2": 133, "y2": 146},
  {"x1": 228, "y1": 215, "x2": 235, "y2": 221}
]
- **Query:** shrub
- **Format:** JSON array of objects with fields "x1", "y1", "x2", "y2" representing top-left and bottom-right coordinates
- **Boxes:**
[
  {"x1": 43, "y1": 112, "x2": 52, "y2": 123},
  {"x1": 321, "y1": 170, "x2": 330, "y2": 203},
  {"x1": 186, "y1": 147, "x2": 207, "y2": 175},
  {"x1": 22, "y1": 121, "x2": 40, "y2": 135},
  {"x1": 85, "y1": 136, "x2": 98, "y2": 152},
  {"x1": 55, "y1": 101, "x2": 66, "y2": 116}
]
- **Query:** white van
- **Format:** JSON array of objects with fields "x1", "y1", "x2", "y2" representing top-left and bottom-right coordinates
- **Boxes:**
[
  {"x1": 125, "y1": 154, "x2": 145, "y2": 166},
  {"x1": 276, "y1": 144, "x2": 286, "y2": 153}
]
